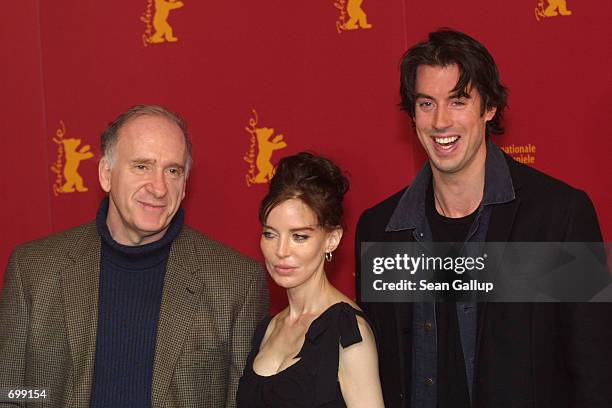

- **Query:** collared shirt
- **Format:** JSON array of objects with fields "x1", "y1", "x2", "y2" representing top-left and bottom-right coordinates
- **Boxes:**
[{"x1": 385, "y1": 141, "x2": 515, "y2": 408}]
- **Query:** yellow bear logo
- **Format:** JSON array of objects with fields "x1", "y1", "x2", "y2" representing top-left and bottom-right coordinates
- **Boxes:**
[
  {"x1": 51, "y1": 121, "x2": 95, "y2": 196},
  {"x1": 535, "y1": 0, "x2": 572, "y2": 20},
  {"x1": 344, "y1": 0, "x2": 373, "y2": 30},
  {"x1": 60, "y1": 138, "x2": 94, "y2": 192},
  {"x1": 252, "y1": 127, "x2": 287, "y2": 184},
  {"x1": 244, "y1": 110, "x2": 288, "y2": 186},
  {"x1": 150, "y1": 0, "x2": 184, "y2": 43}
]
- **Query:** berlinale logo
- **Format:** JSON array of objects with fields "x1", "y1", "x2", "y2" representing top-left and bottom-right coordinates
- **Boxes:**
[
  {"x1": 243, "y1": 109, "x2": 288, "y2": 187},
  {"x1": 335, "y1": 0, "x2": 373, "y2": 33},
  {"x1": 141, "y1": 0, "x2": 184, "y2": 46},
  {"x1": 535, "y1": 0, "x2": 572, "y2": 21},
  {"x1": 50, "y1": 121, "x2": 94, "y2": 196}
]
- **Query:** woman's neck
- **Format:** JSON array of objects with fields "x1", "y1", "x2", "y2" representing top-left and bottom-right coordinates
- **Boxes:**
[{"x1": 285, "y1": 270, "x2": 336, "y2": 321}]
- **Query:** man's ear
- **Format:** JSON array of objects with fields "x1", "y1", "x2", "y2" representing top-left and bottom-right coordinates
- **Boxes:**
[
  {"x1": 98, "y1": 157, "x2": 112, "y2": 193},
  {"x1": 485, "y1": 106, "x2": 497, "y2": 122},
  {"x1": 181, "y1": 169, "x2": 188, "y2": 200},
  {"x1": 326, "y1": 227, "x2": 344, "y2": 253}
]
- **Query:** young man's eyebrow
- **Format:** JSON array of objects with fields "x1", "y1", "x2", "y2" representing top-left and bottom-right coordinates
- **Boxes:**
[
  {"x1": 449, "y1": 90, "x2": 472, "y2": 99},
  {"x1": 415, "y1": 92, "x2": 434, "y2": 100}
]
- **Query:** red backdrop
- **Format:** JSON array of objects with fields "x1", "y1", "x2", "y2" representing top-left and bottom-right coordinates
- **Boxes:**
[{"x1": 1, "y1": 0, "x2": 610, "y2": 312}]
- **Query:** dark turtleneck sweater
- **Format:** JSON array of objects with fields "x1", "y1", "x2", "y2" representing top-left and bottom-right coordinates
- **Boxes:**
[{"x1": 90, "y1": 198, "x2": 184, "y2": 408}]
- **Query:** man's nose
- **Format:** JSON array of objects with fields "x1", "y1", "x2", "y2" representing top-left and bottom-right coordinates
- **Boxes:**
[
  {"x1": 432, "y1": 105, "x2": 452, "y2": 130},
  {"x1": 146, "y1": 170, "x2": 168, "y2": 198}
]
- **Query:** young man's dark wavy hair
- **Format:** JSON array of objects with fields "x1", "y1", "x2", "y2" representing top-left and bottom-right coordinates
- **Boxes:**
[{"x1": 399, "y1": 28, "x2": 508, "y2": 136}]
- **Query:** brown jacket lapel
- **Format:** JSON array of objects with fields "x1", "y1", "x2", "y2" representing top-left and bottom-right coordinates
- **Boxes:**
[
  {"x1": 58, "y1": 223, "x2": 208, "y2": 407},
  {"x1": 151, "y1": 229, "x2": 205, "y2": 408},
  {"x1": 61, "y1": 222, "x2": 100, "y2": 406}
]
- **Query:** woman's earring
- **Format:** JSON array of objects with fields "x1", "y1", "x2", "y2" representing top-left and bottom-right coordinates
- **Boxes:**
[{"x1": 325, "y1": 252, "x2": 333, "y2": 262}]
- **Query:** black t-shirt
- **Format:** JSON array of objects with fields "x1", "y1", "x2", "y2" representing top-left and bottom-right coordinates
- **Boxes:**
[
  {"x1": 426, "y1": 183, "x2": 475, "y2": 408},
  {"x1": 426, "y1": 183, "x2": 477, "y2": 243}
]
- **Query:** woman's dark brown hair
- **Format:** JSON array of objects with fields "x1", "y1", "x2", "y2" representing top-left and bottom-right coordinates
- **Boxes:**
[{"x1": 259, "y1": 152, "x2": 349, "y2": 229}]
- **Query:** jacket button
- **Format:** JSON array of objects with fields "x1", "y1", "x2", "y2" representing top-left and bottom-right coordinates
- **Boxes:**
[
  {"x1": 424, "y1": 322, "x2": 433, "y2": 331},
  {"x1": 424, "y1": 377, "x2": 434, "y2": 386}
]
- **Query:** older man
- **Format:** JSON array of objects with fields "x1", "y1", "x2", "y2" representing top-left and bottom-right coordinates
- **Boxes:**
[{"x1": 0, "y1": 105, "x2": 268, "y2": 407}]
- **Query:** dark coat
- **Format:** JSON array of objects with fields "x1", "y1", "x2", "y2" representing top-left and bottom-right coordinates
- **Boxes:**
[{"x1": 356, "y1": 154, "x2": 612, "y2": 408}]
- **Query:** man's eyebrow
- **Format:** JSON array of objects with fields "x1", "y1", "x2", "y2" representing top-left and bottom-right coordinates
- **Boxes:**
[
  {"x1": 415, "y1": 93, "x2": 434, "y2": 100},
  {"x1": 450, "y1": 90, "x2": 471, "y2": 99},
  {"x1": 130, "y1": 158, "x2": 156, "y2": 165},
  {"x1": 415, "y1": 92, "x2": 472, "y2": 100},
  {"x1": 166, "y1": 162, "x2": 186, "y2": 170},
  {"x1": 130, "y1": 158, "x2": 185, "y2": 169}
]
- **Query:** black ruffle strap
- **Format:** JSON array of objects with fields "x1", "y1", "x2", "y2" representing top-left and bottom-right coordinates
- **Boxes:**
[{"x1": 297, "y1": 303, "x2": 364, "y2": 406}]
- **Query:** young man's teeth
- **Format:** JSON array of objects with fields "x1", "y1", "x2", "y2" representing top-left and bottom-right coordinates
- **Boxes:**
[{"x1": 434, "y1": 136, "x2": 459, "y2": 145}]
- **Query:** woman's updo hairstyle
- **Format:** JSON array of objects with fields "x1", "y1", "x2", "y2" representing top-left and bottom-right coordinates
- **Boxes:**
[{"x1": 259, "y1": 152, "x2": 349, "y2": 230}]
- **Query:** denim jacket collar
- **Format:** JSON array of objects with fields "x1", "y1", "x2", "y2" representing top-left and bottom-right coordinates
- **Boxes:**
[{"x1": 385, "y1": 141, "x2": 515, "y2": 234}]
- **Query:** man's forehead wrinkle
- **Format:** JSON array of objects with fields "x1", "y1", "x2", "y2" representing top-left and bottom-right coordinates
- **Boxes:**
[{"x1": 131, "y1": 158, "x2": 157, "y2": 164}]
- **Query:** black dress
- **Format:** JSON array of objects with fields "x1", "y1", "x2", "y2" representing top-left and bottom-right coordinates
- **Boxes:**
[{"x1": 236, "y1": 302, "x2": 370, "y2": 407}]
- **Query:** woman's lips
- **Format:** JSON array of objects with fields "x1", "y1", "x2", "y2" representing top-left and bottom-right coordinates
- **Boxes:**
[{"x1": 273, "y1": 265, "x2": 297, "y2": 275}]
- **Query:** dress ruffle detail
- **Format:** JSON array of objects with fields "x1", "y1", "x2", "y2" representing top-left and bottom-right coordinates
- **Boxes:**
[
  {"x1": 237, "y1": 302, "x2": 371, "y2": 407},
  {"x1": 298, "y1": 303, "x2": 364, "y2": 406}
]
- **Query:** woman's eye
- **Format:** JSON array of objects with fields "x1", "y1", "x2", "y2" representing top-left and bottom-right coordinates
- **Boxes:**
[
  {"x1": 293, "y1": 234, "x2": 309, "y2": 242},
  {"x1": 262, "y1": 231, "x2": 275, "y2": 239}
]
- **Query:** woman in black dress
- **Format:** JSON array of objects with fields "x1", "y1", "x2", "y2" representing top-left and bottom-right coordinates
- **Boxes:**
[{"x1": 237, "y1": 153, "x2": 384, "y2": 407}]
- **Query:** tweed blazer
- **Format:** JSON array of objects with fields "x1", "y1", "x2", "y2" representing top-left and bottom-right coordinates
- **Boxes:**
[{"x1": 0, "y1": 222, "x2": 269, "y2": 407}]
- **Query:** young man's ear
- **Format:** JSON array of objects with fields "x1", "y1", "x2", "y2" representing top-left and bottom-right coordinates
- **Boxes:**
[
  {"x1": 485, "y1": 106, "x2": 497, "y2": 122},
  {"x1": 98, "y1": 157, "x2": 112, "y2": 193}
]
